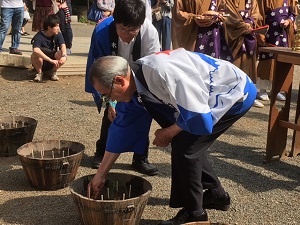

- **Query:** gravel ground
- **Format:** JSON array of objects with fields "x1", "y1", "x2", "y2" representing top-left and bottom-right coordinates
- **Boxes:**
[{"x1": 0, "y1": 23, "x2": 300, "y2": 225}]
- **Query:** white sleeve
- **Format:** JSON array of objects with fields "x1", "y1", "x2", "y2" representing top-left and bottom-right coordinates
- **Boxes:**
[
  {"x1": 140, "y1": 19, "x2": 161, "y2": 57},
  {"x1": 144, "y1": 0, "x2": 152, "y2": 21}
]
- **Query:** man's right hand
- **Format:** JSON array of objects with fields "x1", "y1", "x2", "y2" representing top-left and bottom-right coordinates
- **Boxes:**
[
  {"x1": 88, "y1": 173, "x2": 106, "y2": 199},
  {"x1": 87, "y1": 151, "x2": 120, "y2": 199}
]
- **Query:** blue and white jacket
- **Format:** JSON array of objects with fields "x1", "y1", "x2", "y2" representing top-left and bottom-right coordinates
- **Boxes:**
[
  {"x1": 107, "y1": 48, "x2": 256, "y2": 153},
  {"x1": 134, "y1": 48, "x2": 256, "y2": 135}
]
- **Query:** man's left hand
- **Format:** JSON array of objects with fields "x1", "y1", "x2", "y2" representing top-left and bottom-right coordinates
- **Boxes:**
[
  {"x1": 153, "y1": 128, "x2": 173, "y2": 147},
  {"x1": 153, "y1": 124, "x2": 183, "y2": 147}
]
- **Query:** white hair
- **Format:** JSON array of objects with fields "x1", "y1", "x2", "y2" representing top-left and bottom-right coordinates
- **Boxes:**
[{"x1": 89, "y1": 56, "x2": 129, "y2": 88}]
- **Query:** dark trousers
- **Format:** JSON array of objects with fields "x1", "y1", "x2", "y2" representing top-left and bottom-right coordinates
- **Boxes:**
[
  {"x1": 96, "y1": 104, "x2": 149, "y2": 161},
  {"x1": 153, "y1": 16, "x2": 172, "y2": 51},
  {"x1": 57, "y1": 9, "x2": 73, "y2": 49},
  {"x1": 142, "y1": 96, "x2": 249, "y2": 210},
  {"x1": 169, "y1": 111, "x2": 249, "y2": 210}
]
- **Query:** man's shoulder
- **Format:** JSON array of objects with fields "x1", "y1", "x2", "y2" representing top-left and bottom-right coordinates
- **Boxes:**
[
  {"x1": 56, "y1": 32, "x2": 64, "y2": 38},
  {"x1": 91, "y1": 17, "x2": 113, "y2": 45},
  {"x1": 94, "y1": 16, "x2": 114, "y2": 33},
  {"x1": 31, "y1": 31, "x2": 45, "y2": 44},
  {"x1": 140, "y1": 18, "x2": 158, "y2": 35},
  {"x1": 32, "y1": 31, "x2": 43, "y2": 38},
  {"x1": 33, "y1": 31, "x2": 56, "y2": 40}
]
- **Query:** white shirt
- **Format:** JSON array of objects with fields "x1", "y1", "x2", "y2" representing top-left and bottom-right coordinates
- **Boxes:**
[
  {"x1": 118, "y1": 18, "x2": 161, "y2": 62},
  {"x1": 135, "y1": 48, "x2": 256, "y2": 134},
  {"x1": 1, "y1": 0, "x2": 23, "y2": 8}
]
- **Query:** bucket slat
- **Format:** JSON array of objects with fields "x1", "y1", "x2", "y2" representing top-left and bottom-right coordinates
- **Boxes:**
[
  {"x1": 17, "y1": 140, "x2": 84, "y2": 190},
  {"x1": 69, "y1": 173, "x2": 152, "y2": 225},
  {"x1": 0, "y1": 116, "x2": 37, "y2": 157}
]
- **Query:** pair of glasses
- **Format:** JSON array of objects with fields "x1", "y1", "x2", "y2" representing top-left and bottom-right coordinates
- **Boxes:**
[
  {"x1": 116, "y1": 25, "x2": 140, "y2": 35},
  {"x1": 101, "y1": 78, "x2": 114, "y2": 104}
]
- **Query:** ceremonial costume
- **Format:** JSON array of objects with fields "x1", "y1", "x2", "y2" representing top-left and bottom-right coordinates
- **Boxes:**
[
  {"x1": 257, "y1": 0, "x2": 296, "y2": 88},
  {"x1": 225, "y1": 0, "x2": 261, "y2": 82},
  {"x1": 172, "y1": 0, "x2": 232, "y2": 61}
]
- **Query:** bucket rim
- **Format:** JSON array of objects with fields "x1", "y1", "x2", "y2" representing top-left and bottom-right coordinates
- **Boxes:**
[
  {"x1": 17, "y1": 140, "x2": 85, "y2": 159},
  {"x1": 0, "y1": 115, "x2": 38, "y2": 124},
  {"x1": 69, "y1": 172, "x2": 152, "y2": 202}
]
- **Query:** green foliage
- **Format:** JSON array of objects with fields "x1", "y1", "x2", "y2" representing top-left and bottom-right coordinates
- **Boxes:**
[{"x1": 79, "y1": 15, "x2": 89, "y2": 23}]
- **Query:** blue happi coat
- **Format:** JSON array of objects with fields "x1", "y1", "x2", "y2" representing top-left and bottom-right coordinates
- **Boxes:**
[{"x1": 107, "y1": 49, "x2": 256, "y2": 153}]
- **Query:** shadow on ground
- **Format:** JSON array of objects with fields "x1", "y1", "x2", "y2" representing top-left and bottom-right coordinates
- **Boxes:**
[
  {"x1": 210, "y1": 140, "x2": 300, "y2": 193},
  {"x1": 0, "y1": 195, "x2": 81, "y2": 225},
  {"x1": 0, "y1": 66, "x2": 34, "y2": 81}
]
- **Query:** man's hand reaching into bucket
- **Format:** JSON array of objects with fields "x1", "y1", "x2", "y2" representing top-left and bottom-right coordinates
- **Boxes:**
[
  {"x1": 88, "y1": 174, "x2": 106, "y2": 199},
  {"x1": 87, "y1": 151, "x2": 120, "y2": 199}
]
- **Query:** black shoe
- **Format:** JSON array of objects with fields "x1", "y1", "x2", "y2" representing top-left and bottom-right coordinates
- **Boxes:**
[
  {"x1": 203, "y1": 189, "x2": 231, "y2": 211},
  {"x1": 132, "y1": 159, "x2": 158, "y2": 176},
  {"x1": 9, "y1": 48, "x2": 22, "y2": 55},
  {"x1": 21, "y1": 32, "x2": 30, "y2": 36},
  {"x1": 158, "y1": 208, "x2": 208, "y2": 225},
  {"x1": 91, "y1": 154, "x2": 103, "y2": 169}
]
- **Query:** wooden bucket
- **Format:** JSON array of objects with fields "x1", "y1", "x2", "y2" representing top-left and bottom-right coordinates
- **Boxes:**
[
  {"x1": 17, "y1": 140, "x2": 84, "y2": 190},
  {"x1": 69, "y1": 173, "x2": 152, "y2": 225},
  {"x1": 0, "y1": 115, "x2": 37, "y2": 157}
]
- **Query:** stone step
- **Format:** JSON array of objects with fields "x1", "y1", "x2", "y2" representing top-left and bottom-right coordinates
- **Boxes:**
[
  {"x1": 59, "y1": 64, "x2": 86, "y2": 75},
  {"x1": 61, "y1": 64, "x2": 86, "y2": 68},
  {"x1": 59, "y1": 68, "x2": 85, "y2": 73},
  {"x1": 56, "y1": 70, "x2": 85, "y2": 76},
  {"x1": 0, "y1": 53, "x2": 31, "y2": 68}
]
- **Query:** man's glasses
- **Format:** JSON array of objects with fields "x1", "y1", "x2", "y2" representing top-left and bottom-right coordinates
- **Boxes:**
[
  {"x1": 116, "y1": 25, "x2": 140, "y2": 35},
  {"x1": 101, "y1": 79, "x2": 114, "y2": 104}
]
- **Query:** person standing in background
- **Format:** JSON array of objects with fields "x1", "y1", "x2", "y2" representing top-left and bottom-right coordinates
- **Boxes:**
[
  {"x1": 152, "y1": 0, "x2": 173, "y2": 50},
  {"x1": 32, "y1": 0, "x2": 53, "y2": 32},
  {"x1": 172, "y1": 0, "x2": 232, "y2": 61},
  {"x1": 56, "y1": 0, "x2": 73, "y2": 55},
  {"x1": 256, "y1": 0, "x2": 296, "y2": 102},
  {"x1": 0, "y1": 0, "x2": 24, "y2": 55},
  {"x1": 8, "y1": 0, "x2": 31, "y2": 36},
  {"x1": 66, "y1": 0, "x2": 72, "y2": 15},
  {"x1": 96, "y1": 0, "x2": 115, "y2": 21},
  {"x1": 26, "y1": 0, "x2": 34, "y2": 14},
  {"x1": 21, "y1": 0, "x2": 31, "y2": 36},
  {"x1": 225, "y1": 0, "x2": 265, "y2": 108}
]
